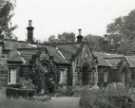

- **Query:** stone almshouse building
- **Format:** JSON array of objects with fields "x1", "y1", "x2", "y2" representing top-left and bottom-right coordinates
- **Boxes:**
[{"x1": 0, "y1": 20, "x2": 135, "y2": 92}]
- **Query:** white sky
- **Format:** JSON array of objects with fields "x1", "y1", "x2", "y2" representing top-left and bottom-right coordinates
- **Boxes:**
[{"x1": 12, "y1": 0, "x2": 135, "y2": 41}]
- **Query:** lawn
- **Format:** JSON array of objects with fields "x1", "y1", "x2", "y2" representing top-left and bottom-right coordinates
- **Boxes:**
[
  {"x1": 0, "y1": 88, "x2": 48, "y2": 108},
  {"x1": 0, "y1": 88, "x2": 79, "y2": 108}
]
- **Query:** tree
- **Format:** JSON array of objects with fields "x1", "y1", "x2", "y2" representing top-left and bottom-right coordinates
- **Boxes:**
[
  {"x1": 84, "y1": 34, "x2": 105, "y2": 51},
  {"x1": 57, "y1": 32, "x2": 75, "y2": 42},
  {"x1": 106, "y1": 9, "x2": 135, "y2": 54},
  {"x1": 107, "y1": 17, "x2": 124, "y2": 35},
  {"x1": 48, "y1": 32, "x2": 76, "y2": 43},
  {"x1": 107, "y1": 9, "x2": 135, "y2": 40},
  {"x1": 117, "y1": 39, "x2": 132, "y2": 54},
  {"x1": 48, "y1": 35, "x2": 58, "y2": 43},
  {"x1": 0, "y1": 0, "x2": 17, "y2": 39}
]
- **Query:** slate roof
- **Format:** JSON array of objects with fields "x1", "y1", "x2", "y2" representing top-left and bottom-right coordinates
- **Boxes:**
[
  {"x1": 105, "y1": 58, "x2": 122, "y2": 67},
  {"x1": 3, "y1": 39, "x2": 128, "y2": 68},
  {"x1": 125, "y1": 56, "x2": 135, "y2": 68},
  {"x1": 46, "y1": 46, "x2": 68, "y2": 64},
  {"x1": 18, "y1": 48, "x2": 39, "y2": 63},
  {"x1": 50, "y1": 43, "x2": 124, "y2": 67},
  {"x1": 52, "y1": 44, "x2": 124, "y2": 67},
  {"x1": 2, "y1": 39, "x2": 69, "y2": 64},
  {"x1": 94, "y1": 52, "x2": 109, "y2": 66},
  {"x1": 8, "y1": 46, "x2": 68, "y2": 65},
  {"x1": 94, "y1": 52, "x2": 123, "y2": 67},
  {"x1": 1, "y1": 39, "x2": 82, "y2": 65},
  {"x1": 8, "y1": 49, "x2": 24, "y2": 63},
  {"x1": 56, "y1": 44, "x2": 81, "y2": 61},
  {"x1": 3, "y1": 39, "x2": 36, "y2": 50}
]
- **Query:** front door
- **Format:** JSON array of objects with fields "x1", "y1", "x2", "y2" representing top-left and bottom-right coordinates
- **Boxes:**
[{"x1": 81, "y1": 63, "x2": 90, "y2": 85}]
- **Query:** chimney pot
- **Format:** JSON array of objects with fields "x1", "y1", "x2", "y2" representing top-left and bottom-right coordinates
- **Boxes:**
[
  {"x1": 28, "y1": 20, "x2": 32, "y2": 27},
  {"x1": 77, "y1": 28, "x2": 83, "y2": 43},
  {"x1": 27, "y1": 20, "x2": 34, "y2": 43},
  {"x1": 78, "y1": 28, "x2": 82, "y2": 35}
]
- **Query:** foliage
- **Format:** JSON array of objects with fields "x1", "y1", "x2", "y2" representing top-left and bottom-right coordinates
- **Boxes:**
[
  {"x1": 58, "y1": 32, "x2": 75, "y2": 42},
  {"x1": 48, "y1": 35, "x2": 58, "y2": 43},
  {"x1": 79, "y1": 83, "x2": 135, "y2": 108},
  {"x1": 55, "y1": 86, "x2": 73, "y2": 96},
  {"x1": 106, "y1": 9, "x2": 135, "y2": 54},
  {"x1": 0, "y1": 0, "x2": 17, "y2": 39},
  {"x1": 117, "y1": 39, "x2": 132, "y2": 54},
  {"x1": 48, "y1": 32, "x2": 75, "y2": 43},
  {"x1": 84, "y1": 34, "x2": 106, "y2": 51},
  {"x1": 107, "y1": 17, "x2": 124, "y2": 35},
  {"x1": 0, "y1": 88, "x2": 51, "y2": 108}
]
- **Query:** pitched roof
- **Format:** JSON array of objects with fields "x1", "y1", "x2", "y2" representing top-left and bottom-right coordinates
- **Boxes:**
[
  {"x1": 18, "y1": 48, "x2": 38, "y2": 64},
  {"x1": 8, "y1": 46, "x2": 68, "y2": 65},
  {"x1": 3, "y1": 38, "x2": 69, "y2": 65},
  {"x1": 5, "y1": 38, "x2": 127, "y2": 68},
  {"x1": 3, "y1": 39, "x2": 36, "y2": 50},
  {"x1": 125, "y1": 56, "x2": 135, "y2": 68},
  {"x1": 94, "y1": 52, "x2": 123, "y2": 67},
  {"x1": 52, "y1": 44, "x2": 123, "y2": 67},
  {"x1": 8, "y1": 49, "x2": 23, "y2": 63},
  {"x1": 46, "y1": 46, "x2": 68, "y2": 64},
  {"x1": 56, "y1": 43, "x2": 82, "y2": 61},
  {"x1": 94, "y1": 52, "x2": 109, "y2": 66},
  {"x1": 3, "y1": 39, "x2": 83, "y2": 64},
  {"x1": 105, "y1": 58, "x2": 122, "y2": 67},
  {"x1": 55, "y1": 44, "x2": 123, "y2": 67}
]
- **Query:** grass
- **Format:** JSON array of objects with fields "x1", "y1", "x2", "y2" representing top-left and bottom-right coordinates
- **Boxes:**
[
  {"x1": 0, "y1": 98, "x2": 47, "y2": 108},
  {"x1": 0, "y1": 88, "x2": 49, "y2": 108},
  {"x1": 0, "y1": 88, "x2": 80, "y2": 108}
]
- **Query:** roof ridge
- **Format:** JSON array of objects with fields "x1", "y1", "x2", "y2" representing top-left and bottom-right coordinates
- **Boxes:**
[
  {"x1": 17, "y1": 51, "x2": 26, "y2": 64},
  {"x1": 55, "y1": 47, "x2": 67, "y2": 62}
]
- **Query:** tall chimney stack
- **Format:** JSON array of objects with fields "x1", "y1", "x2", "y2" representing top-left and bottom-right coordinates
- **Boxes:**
[
  {"x1": 77, "y1": 28, "x2": 83, "y2": 43},
  {"x1": 27, "y1": 20, "x2": 34, "y2": 43}
]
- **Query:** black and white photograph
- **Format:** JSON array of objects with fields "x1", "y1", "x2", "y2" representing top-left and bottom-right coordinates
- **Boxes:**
[{"x1": 0, "y1": 0, "x2": 135, "y2": 108}]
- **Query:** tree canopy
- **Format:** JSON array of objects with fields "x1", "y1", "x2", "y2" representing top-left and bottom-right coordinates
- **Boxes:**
[
  {"x1": 48, "y1": 32, "x2": 75, "y2": 43},
  {"x1": 107, "y1": 10, "x2": 135, "y2": 40},
  {"x1": 106, "y1": 9, "x2": 135, "y2": 54},
  {"x1": 0, "y1": 0, "x2": 16, "y2": 39},
  {"x1": 84, "y1": 34, "x2": 104, "y2": 51}
]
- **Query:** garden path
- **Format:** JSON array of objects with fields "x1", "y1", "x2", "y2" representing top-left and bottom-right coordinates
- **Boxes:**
[{"x1": 44, "y1": 97, "x2": 80, "y2": 108}]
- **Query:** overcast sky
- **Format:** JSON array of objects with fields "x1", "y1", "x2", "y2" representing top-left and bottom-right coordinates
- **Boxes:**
[{"x1": 12, "y1": 0, "x2": 135, "y2": 41}]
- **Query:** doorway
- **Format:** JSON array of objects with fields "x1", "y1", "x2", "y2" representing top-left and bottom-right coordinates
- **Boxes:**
[{"x1": 81, "y1": 63, "x2": 91, "y2": 85}]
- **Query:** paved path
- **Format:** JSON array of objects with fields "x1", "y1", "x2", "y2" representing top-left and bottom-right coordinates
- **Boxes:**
[{"x1": 44, "y1": 97, "x2": 80, "y2": 108}]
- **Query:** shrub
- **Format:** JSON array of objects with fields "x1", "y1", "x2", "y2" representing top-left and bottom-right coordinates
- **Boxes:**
[
  {"x1": 79, "y1": 83, "x2": 135, "y2": 108},
  {"x1": 72, "y1": 86, "x2": 82, "y2": 97},
  {"x1": 55, "y1": 86, "x2": 73, "y2": 96},
  {"x1": 0, "y1": 88, "x2": 51, "y2": 108}
]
